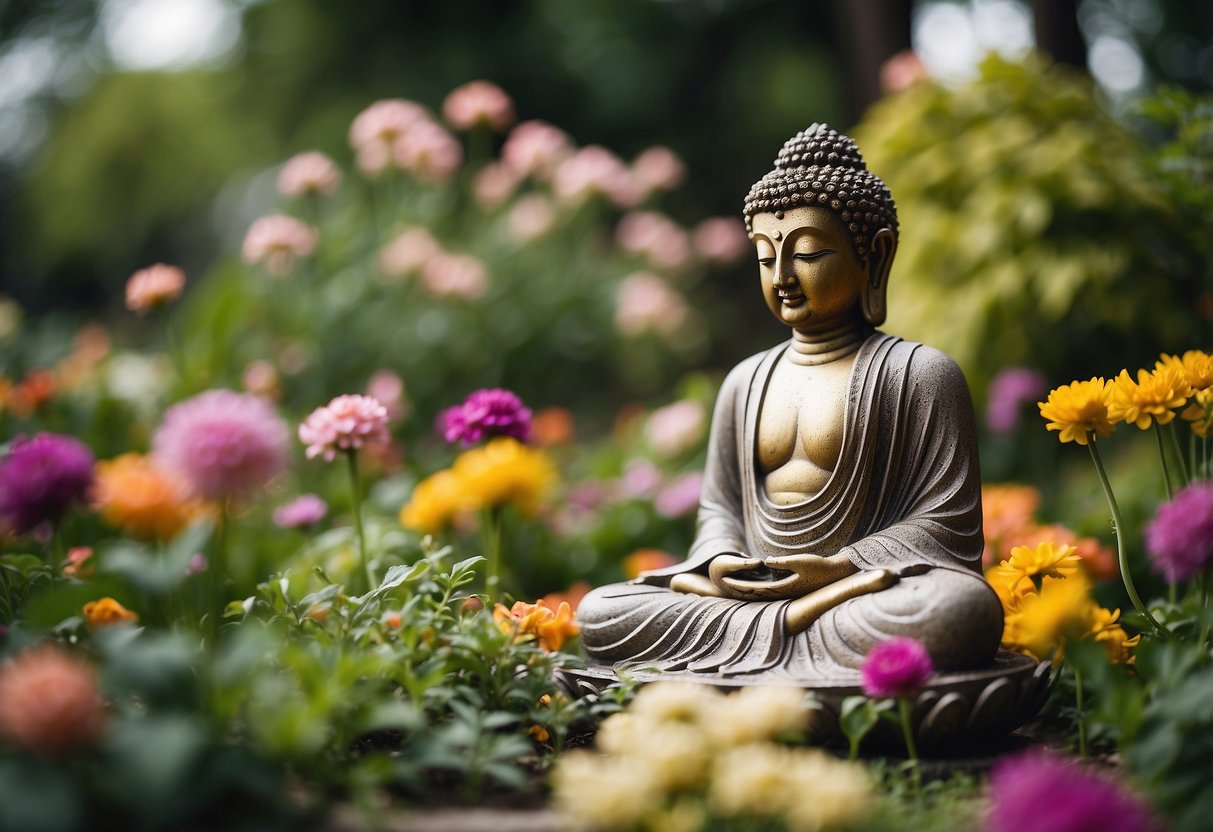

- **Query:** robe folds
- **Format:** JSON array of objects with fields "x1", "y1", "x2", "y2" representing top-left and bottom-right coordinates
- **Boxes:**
[{"x1": 578, "y1": 333, "x2": 1004, "y2": 681}]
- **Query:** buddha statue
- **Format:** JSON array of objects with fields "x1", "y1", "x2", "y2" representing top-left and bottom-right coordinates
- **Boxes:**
[{"x1": 578, "y1": 125, "x2": 1005, "y2": 682}]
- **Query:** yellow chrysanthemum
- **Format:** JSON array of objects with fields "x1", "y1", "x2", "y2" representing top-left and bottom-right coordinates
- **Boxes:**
[
  {"x1": 1001, "y1": 573, "x2": 1094, "y2": 662},
  {"x1": 1181, "y1": 387, "x2": 1213, "y2": 438},
  {"x1": 992, "y1": 541, "x2": 1082, "y2": 593},
  {"x1": 1086, "y1": 606, "x2": 1140, "y2": 665},
  {"x1": 399, "y1": 469, "x2": 466, "y2": 534},
  {"x1": 451, "y1": 437, "x2": 556, "y2": 515},
  {"x1": 93, "y1": 453, "x2": 211, "y2": 541},
  {"x1": 1157, "y1": 349, "x2": 1213, "y2": 392},
  {"x1": 1106, "y1": 367, "x2": 1190, "y2": 429},
  {"x1": 1038, "y1": 378, "x2": 1114, "y2": 445}
]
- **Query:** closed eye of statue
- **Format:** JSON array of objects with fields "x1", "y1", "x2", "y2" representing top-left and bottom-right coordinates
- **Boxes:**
[{"x1": 793, "y1": 249, "x2": 833, "y2": 261}]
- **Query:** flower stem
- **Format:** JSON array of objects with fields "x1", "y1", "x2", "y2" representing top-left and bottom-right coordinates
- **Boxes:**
[
  {"x1": 897, "y1": 697, "x2": 921, "y2": 795},
  {"x1": 208, "y1": 502, "x2": 229, "y2": 650},
  {"x1": 482, "y1": 505, "x2": 504, "y2": 601},
  {"x1": 1154, "y1": 424, "x2": 1174, "y2": 501},
  {"x1": 346, "y1": 450, "x2": 373, "y2": 595},
  {"x1": 1087, "y1": 438, "x2": 1166, "y2": 637},
  {"x1": 1198, "y1": 570, "x2": 1210, "y2": 666},
  {"x1": 1169, "y1": 422, "x2": 1190, "y2": 486},
  {"x1": 49, "y1": 525, "x2": 65, "y2": 574},
  {"x1": 1074, "y1": 667, "x2": 1087, "y2": 757}
]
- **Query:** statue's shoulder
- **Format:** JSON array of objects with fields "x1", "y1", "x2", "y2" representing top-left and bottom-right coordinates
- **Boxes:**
[
  {"x1": 882, "y1": 336, "x2": 972, "y2": 395},
  {"x1": 718, "y1": 345, "x2": 779, "y2": 396}
]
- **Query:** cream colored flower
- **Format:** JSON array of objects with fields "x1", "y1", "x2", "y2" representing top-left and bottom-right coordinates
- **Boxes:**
[
  {"x1": 782, "y1": 750, "x2": 873, "y2": 832},
  {"x1": 595, "y1": 712, "x2": 709, "y2": 793},
  {"x1": 552, "y1": 750, "x2": 663, "y2": 830},
  {"x1": 703, "y1": 685, "x2": 811, "y2": 747},
  {"x1": 629, "y1": 681, "x2": 721, "y2": 724},
  {"x1": 709, "y1": 743, "x2": 793, "y2": 819}
]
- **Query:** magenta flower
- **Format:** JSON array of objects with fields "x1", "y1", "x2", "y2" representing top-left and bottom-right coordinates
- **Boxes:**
[
  {"x1": 988, "y1": 750, "x2": 1159, "y2": 832},
  {"x1": 438, "y1": 389, "x2": 532, "y2": 446},
  {"x1": 299, "y1": 394, "x2": 390, "y2": 462},
  {"x1": 860, "y1": 637, "x2": 934, "y2": 699},
  {"x1": 1145, "y1": 480, "x2": 1213, "y2": 582},
  {"x1": 0, "y1": 433, "x2": 94, "y2": 534},
  {"x1": 985, "y1": 367, "x2": 1048, "y2": 435},
  {"x1": 273, "y1": 494, "x2": 328, "y2": 528},
  {"x1": 152, "y1": 389, "x2": 290, "y2": 501}
]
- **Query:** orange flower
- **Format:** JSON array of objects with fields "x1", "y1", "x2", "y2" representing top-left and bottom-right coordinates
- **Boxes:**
[
  {"x1": 529, "y1": 724, "x2": 551, "y2": 743},
  {"x1": 531, "y1": 407, "x2": 575, "y2": 446},
  {"x1": 82, "y1": 597, "x2": 138, "y2": 631},
  {"x1": 6, "y1": 370, "x2": 56, "y2": 417},
  {"x1": 623, "y1": 548, "x2": 679, "y2": 579},
  {"x1": 0, "y1": 645, "x2": 106, "y2": 755},
  {"x1": 494, "y1": 599, "x2": 580, "y2": 651},
  {"x1": 981, "y1": 484, "x2": 1041, "y2": 567},
  {"x1": 93, "y1": 453, "x2": 210, "y2": 541}
]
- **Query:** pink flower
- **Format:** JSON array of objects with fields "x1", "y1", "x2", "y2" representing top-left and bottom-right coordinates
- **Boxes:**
[
  {"x1": 508, "y1": 194, "x2": 556, "y2": 242},
  {"x1": 473, "y1": 162, "x2": 522, "y2": 210},
  {"x1": 377, "y1": 227, "x2": 441, "y2": 281},
  {"x1": 421, "y1": 252, "x2": 488, "y2": 299},
  {"x1": 366, "y1": 369, "x2": 407, "y2": 423},
  {"x1": 349, "y1": 99, "x2": 430, "y2": 177},
  {"x1": 619, "y1": 459, "x2": 661, "y2": 499},
  {"x1": 553, "y1": 145, "x2": 634, "y2": 207},
  {"x1": 241, "y1": 214, "x2": 317, "y2": 277},
  {"x1": 501, "y1": 120, "x2": 574, "y2": 179},
  {"x1": 616, "y1": 211, "x2": 692, "y2": 272},
  {"x1": 693, "y1": 217, "x2": 750, "y2": 264},
  {"x1": 880, "y1": 50, "x2": 929, "y2": 94},
  {"x1": 153, "y1": 389, "x2": 290, "y2": 500},
  {"x1": 655, "y1": 473, "x2": 703, "y2": 518},
  {"x1": 0, "y1": 645, "x2": 106, "y2": 756},
  {"x1": 442, "y1": 80, "x2": 516, "y2": 132},
  {"x1": 273, "y1": 493, "x2": 328, "y2": 528},
  {"x1": 646, "y1": 399, "x2": 707, "y2": 458},
  {"x1": 186, "y1": 553, "x2": 208, "y2": 575},
  {"x1": 986, "y1": 368, "x2": 1048, "y2": 435},
  {"x1": 630, "y1": 146, "x2": 685, "y2": 196},
  {"x1": 125, "y1": 263, "x2": 185, "y2": 314},
  {"x1": 860, "y1": 637, "x2": 934, "y2": 699},
  {"x1": 988, "y1": 750, "x2": 1159, "y2": 832},
  {"x1": 438, "y1": 388, "x2": 532, "y2": 446},
  {"x1": 394, "y1": 121, "x2": 463, "y2": 183},
  {"x1": 277, "y1": 151, "x2": 342, "y2": 197},
  {"x1": 1145, "y1": 481, "x2": 1213, "y2": 582},
  {"x1": 299, "y1": 394, "x2": 390, "y2": 462},
  {"x1": 614, "y1": 272, "x2": 688, "y2": 338},
  {"x1": 242, "y1": 360, "x2": 281, "y2": 400}
]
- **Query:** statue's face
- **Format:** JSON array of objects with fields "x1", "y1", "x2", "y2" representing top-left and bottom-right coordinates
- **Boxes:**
[{"x1": 750, "y1": 206, "x2": 866, "y2": 331}]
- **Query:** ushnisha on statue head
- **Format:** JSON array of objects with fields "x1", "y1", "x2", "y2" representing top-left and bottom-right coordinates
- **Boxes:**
[{"x1": 743, "y1": 124, "x2": 899, "y2": 328}]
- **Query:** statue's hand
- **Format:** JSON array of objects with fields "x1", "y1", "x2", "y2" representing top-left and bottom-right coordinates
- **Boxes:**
[
  {"x1": 763, "y1": 553, "x2": 858, "y2": 592},
  {"x1": 713, "y1": 553, "x2": 857, "y2": 600}
]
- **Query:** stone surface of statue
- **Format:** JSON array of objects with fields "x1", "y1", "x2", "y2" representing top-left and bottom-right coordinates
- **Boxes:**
[{"x1": 577, "y1": 125, "x2": 1008, "y2": 685}]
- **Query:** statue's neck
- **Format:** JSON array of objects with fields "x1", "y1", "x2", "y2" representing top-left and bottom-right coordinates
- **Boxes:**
[{"x1": 787, "y1": 318, "x2": 869, "y2": 366}]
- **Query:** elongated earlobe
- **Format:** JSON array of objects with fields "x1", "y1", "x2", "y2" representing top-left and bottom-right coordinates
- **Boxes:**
[{"x1": 861, "y1": 228, "x2": 897, "y2": 326}]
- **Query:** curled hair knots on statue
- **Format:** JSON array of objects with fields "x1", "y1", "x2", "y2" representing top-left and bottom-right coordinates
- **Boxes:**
[{"x1": 743, "y1": 123, "x2": 898, "y2": 261}]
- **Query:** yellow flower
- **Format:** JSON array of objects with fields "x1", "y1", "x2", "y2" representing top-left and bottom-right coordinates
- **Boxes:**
[
  {"x1": 1001, "y1": 573, "x2": 1093, "y2": 662},
  {"x1": 1157, "y1": 349, "x2": 1213, "y2": 392},
  {"x1": 1106, "y1": 367, "x2": 1190, "y2": 429},
  {"x1": 1038, "y1": 378, "x2": 1114, "y2": 445},
  {"x1": 82, "y1": 597, "x2": 139, "y2": 631},
  {"x1": 452, "y1": 437, "x2": 556, "y2": 515},
  {"x1": 1086, "y1": 606, "x2": 1140, "y2": 665},
  {"x1": 93, "y1": 453, "x2": 211, "y2": 541},
  {"x1": 493, "y1": 599, "x2": 580, "y2": 651},
  {"x1": 992, "y1": 541, "x2": 1082, "y2": 593},
  {"x1": 1181, "y1": 387, "x2": 1213, "y2": 438},
  {"x1": 399, "y1": 469, "x2": 466, "y2": 533}
]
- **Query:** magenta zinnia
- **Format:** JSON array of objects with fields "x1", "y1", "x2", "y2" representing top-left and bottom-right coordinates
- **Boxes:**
[
  {"x1": 438, "y1": 388, "x2": 532, "y2": 446},
  {"x1": 860, "y1": 637, "x2": 934, "y2": 699},
  {"x1": 1145, "y1": 480, "x2": 1213, "y2": 583},
  {"x1": 273, "y1": 494, "x2": 328, "y2": 528},
  {"x1": 152, "y1": 389, "x2": 290, "y2": 501},
  {"x1": 0, "y1": 433, "x2": 94, "y2": 534},
  {"x1": 299, "y1": 394, "x2": 390, "y2": 462}
]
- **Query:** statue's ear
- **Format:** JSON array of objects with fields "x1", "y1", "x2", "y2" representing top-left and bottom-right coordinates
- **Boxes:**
[{"x1": 861, "y1": 227, "x2": 896, "y2": 326}]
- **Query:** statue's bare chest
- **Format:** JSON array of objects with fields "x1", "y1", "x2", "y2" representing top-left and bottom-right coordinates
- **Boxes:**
[{"x1": 756, "y1": 355, "x2": 856, "y2": 504}]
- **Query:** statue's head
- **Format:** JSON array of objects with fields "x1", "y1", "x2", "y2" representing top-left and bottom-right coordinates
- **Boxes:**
[{"x1": 743, "y1": 124, "x2": 898, "y2": 327}]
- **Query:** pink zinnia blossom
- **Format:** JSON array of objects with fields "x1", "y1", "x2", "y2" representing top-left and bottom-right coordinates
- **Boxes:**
[
  {"x1": 366, "y1": 369, "x2": 407, "y2": 423},
  {"x1": 0, "y1": 645, "x2": 106, "y2": 756},
  {"x1": 553, "y1": 145, "x2": 633, "y2": 207},
  {"x1": 442, "y1": 80, "x2": 516, "y2": 132},
  {"x1": 241, "y1": 214, "x2": 317, "y2": 277},
  {"x1": 501, "y1": 120, "x2": 574, "y2": 180},
  {"x1": 860, "y1": 637, "x2": 934, "y2": 699},
  {"x1": 1145, "y1": 481, "x2": 1213, "y2": 582},
  {"x1": 438, "y1": 388, "x2": 532, "y2": 446},
  {"x1": 277, "y1": 151, "x2": 342, "y2": 197},
  {"x1": 273, "y1": 493, "x2": 328, "y2": 528},
  {"x1": 473, "y1": 162, "x2": 522, "y2": 210},
  {"x1": 0, "y1": 433, "x2": 94, "y2": 534},
  {"x1": 630, "y1": 146, "x2": 686, "y2": 195},
  {"x1": 619, "y1": 459, "x2": 661, "y2": 499},
  {"x1": 646, "y1": 400, "x2": 707, "y2": 458},
  {"x1": 693, "y1": 217, "x2": 750, "y2": 264},
  {"x1": 421, "y1": 251, "x2": 488, "y2": 299},
  {"x1": 616, "y1": 211, "x2": 692, "y2": 272},
  {"x1": 349, "y1": 99, "x2": 430, "y2": 177},
  {"x1": 394, "y1": 121, "x2": 463, "y2": 183},
  {"x1": 614, "y1": 272, "x2": 688, "y2": 338},
  {"x1": 508, "y1": 194, "x2": 556, "y2": 242},
  {"x1": 152, "y1": 389, "x2": 290, "y2": 500},
  {"x1": 986, "y1": 367, "x2": 1049, "y2": 435},
  {"x1": 298, "y1": 394, "x2": 390, "y2": 462},
  {"x1": 988, "y1": 750, "x2": 1159, "y2": 832},
  {"x1": 242, "y1": 360, "x2": 282, "y2": 400},
  {"x1": 655, "y1": 472, "x2": 703, "y2": 518},
  {"x1": 377, "y1": 227, "x2": 441, "y2": 281},
  {"x1": 125, "y1": 263, "x2": 185, "y2": 315}
]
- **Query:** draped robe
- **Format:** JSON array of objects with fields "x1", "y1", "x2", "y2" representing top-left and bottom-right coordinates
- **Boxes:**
[{"x1": 578, "y1": 333, "x2": 1003, "y2": 681}]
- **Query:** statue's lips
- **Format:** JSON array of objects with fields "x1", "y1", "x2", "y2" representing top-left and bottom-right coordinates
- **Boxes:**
[{"x1": 778, "y1": 292, "x2": 806, "y2": 307}]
